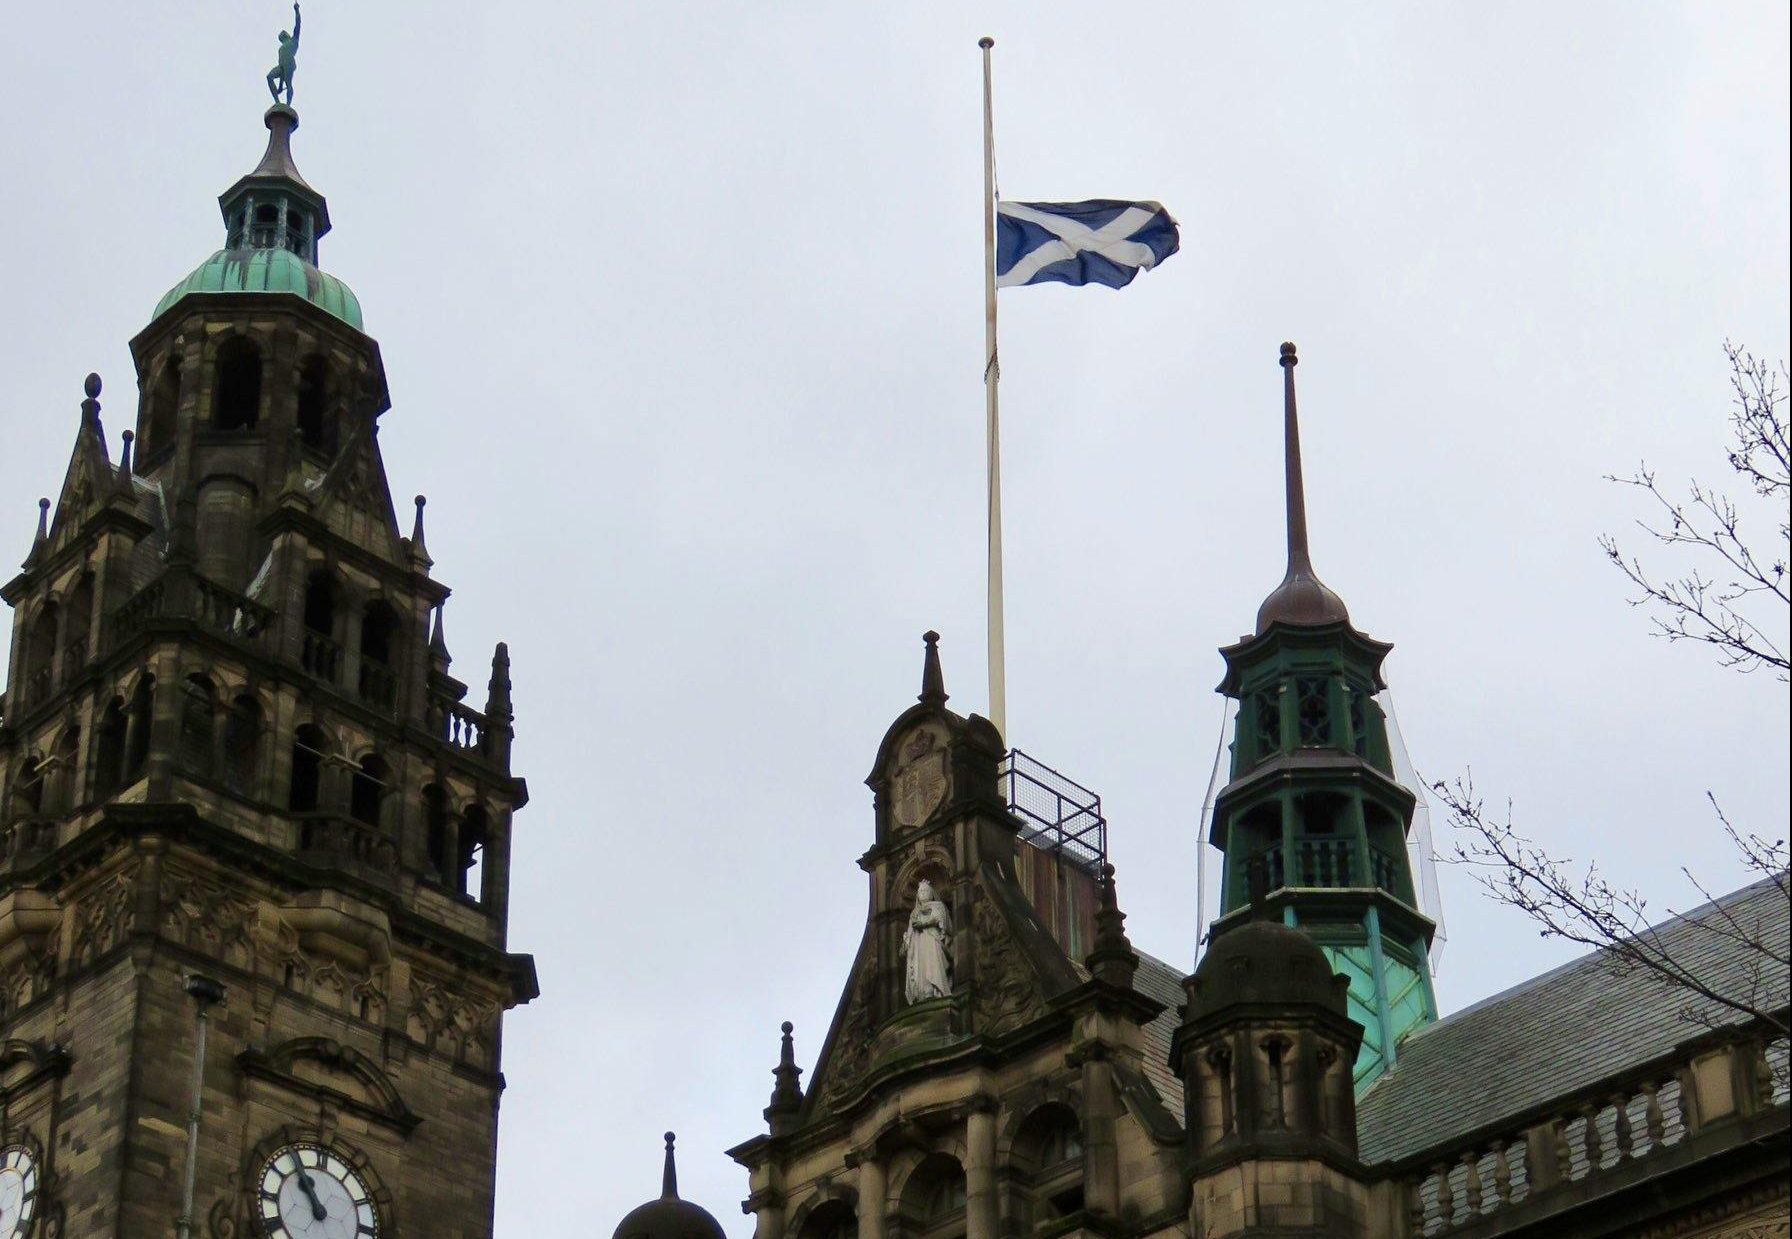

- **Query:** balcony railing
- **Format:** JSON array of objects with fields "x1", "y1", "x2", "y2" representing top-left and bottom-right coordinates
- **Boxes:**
[
  {"x1": 295, "y1": 815, "x2": 399, "y2": 876},
  {"x1": 1257, "y1": 840, "x2": 1407, "y2": 897},
  {"x1": 1404, "y1": 1027, "x2": 1789, "y2": 1236},
  {"x1": 426, "y1": 693, "x2": 491, "y2": 757},
  {"x1": 110, "y1": 576, "x2": 272, "y2": 649},
  {"x1": 1002, "y1": 749, "x2": 1107, "y2": 874}
]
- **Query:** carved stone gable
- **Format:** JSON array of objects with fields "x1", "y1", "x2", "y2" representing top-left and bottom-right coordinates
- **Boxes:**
[{"x1": 971, "y1": 888, "x2": 1045, "y2": 1035}]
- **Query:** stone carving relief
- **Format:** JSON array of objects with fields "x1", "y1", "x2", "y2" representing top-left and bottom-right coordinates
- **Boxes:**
[
  {"x1": 263, "y1": 915, "x2": 388, "y2": 1026},
  {"x1": 971, "y1": 892, "x2": 1041, "y2": 1035},
  {"x1": 69, "y1": 867, "x2": 138, "y2": 969},
  {"x1": 819, "y1": 955, "x2": 877, "y2": 1108},
  {"x1": 0, "y1": 948, "x2": 56, "y2": 1020},
  {"x1": 890, "y1": 726, "x2": 949, "y2": 831},
  {"x1": 406, "y1": 974, "x2": 499, "y2": 1069},
  {"x1": 160, "y1": 870, "x2": 258, "y2": 971}
]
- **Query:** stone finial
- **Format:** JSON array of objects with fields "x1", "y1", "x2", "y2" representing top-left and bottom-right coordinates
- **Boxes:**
[
  {"x1": 429, "y1": 604, "x2": 451, "y2": 668},
  {"x1": 1086, "y1": 862, "x2": 1139, "y2": 988},
  {"x1": 764, "y1": 1020, "x2": 805, "y2": 1135},
  {"x1": 22, "y1": 498, "x2": 50, "y2": 569},
  {"x1": 81, "y1": 372, "x2": 102, "y2": 430},
  {"x1": 409, "y1": 494, "x2": 433, "y2": 567},
  {"x1": 661, "y1": 1131, "x2": 679, "y2": 1199},
  {"x1": 117, "y1": 430, "x2": 135, "y2": 489},
  {"x1": 485, "y1": 641, "x2": 512, "y2": 719},
  {"x1": 919, "y1": 630, "x2": 948, "y2": 706}
]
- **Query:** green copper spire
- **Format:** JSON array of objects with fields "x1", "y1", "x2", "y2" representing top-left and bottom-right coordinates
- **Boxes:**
[
  {"x1": 1204, "y1": 343, "x2": 1437, "y2": 1092},
  {"x1": 151, "y1": 19, "x2": 364, "y2": 333}
]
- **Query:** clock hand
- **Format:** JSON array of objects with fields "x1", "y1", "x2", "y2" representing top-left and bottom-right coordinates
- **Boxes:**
[{"x1": 289, "y1": 1154, "x2": 328, "y2": 1222}]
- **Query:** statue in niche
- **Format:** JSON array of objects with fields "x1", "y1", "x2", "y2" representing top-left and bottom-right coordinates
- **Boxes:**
[{"x1": 902, "y1": 880, "x2": 953, "y2": 1003}]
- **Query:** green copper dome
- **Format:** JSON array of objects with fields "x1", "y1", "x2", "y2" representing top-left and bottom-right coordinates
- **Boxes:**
[{"x1": 154, "y1": 247, "x2": 363, "y2": 330}]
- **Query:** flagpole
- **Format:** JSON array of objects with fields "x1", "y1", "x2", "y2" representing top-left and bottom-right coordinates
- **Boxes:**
[{"x1": 980, "y1": 35, "x2": 1007, "y2": 745}]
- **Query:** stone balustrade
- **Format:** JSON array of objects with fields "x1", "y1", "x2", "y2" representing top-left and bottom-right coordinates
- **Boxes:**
[{"x1": 1404, "y1": 1026, "x2": 1789, "y2": 1236}]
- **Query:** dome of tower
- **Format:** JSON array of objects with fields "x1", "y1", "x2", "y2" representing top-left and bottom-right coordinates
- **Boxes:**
[
  {"x1": 1193, "y1": 918, "x2": 1348, "y2": 1017},
  {"x1": 612, "y1": 1134, "x2": 727, "y2": 1239},
  {"x1": 1254, "y1": 566, "x2": 1350, "y2": 633},
  {"x1": 153, "y1": 248, "x2": 363, "y2": 330}
]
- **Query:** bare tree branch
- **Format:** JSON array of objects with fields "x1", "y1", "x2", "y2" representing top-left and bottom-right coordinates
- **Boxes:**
[{"x1": 1599, "y1": 342, "x2": 1790, "y2": 680}]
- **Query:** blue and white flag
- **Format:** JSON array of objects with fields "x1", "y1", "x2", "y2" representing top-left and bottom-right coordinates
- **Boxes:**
[{"x1": 996, "y1": 199, "x2": 1179, "y2": 290}]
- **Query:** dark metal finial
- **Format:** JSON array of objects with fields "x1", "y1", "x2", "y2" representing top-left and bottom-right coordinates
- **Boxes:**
[
  {"x1": 979, "y1": 36, "x2": 994, "y2": 49},
  {"x1": 661, "y1": 1132, "x2": 679, "y2": 1199},
  {"x1": 1279, "y1": 342, "x2": 1312, "y2": 577},
  {"x1": 919, "y1": 630, "x2": 948, "y2": 705}
]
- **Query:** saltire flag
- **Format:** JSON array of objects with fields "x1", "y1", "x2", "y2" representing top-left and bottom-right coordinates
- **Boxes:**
[{"x1": 996, "y1": 199, "x2": 1179, "y2": 290}]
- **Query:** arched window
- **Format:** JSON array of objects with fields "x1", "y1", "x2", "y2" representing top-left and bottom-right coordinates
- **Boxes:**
[
  {"x1": 144, "y1": 355, "x2": 181, "y2": 457},
  {"x1": 63, "y1": 575, "x2": 94, "y2": 672},
  {"x1": 1012, "y1": 1105, "x2": 1084, "y2": 1223},
  {"x1": 350, "y1": 755, "x2": 388, "y2": 827},
  {"x1": 358, "y1": 601, "x2": 401, "y2": 708},
  {"x1": 797, "y1": 1201, "x2": 857, "y2": 1239},
  {"x1": 213, "y1": 337, "x2": 262, "y2": 431},
  {"x1": 23, "y1": 602, "x2": 59, "y2": 704},
  {"x1": 223, "y1": 695, "x2": 261, "y2": 796},
  {"x1": 124, "y1": 675, "x2": 155, "y2": 781},
  {"x1": 457, "y1": 803, "x2": 489, "y2": 900},
  {"x1": 289, "y1": 724, "x2": 329, "y2": 813},
  {"x1": 94, "y1": 695, "x2": 128, "y2": 799},
  {"x1": 178, "y1": 674, "x2": 216, "y2": 776},
  {"x1": 900, "y1": 1155, "x2": 966, "y2": 1239},
  {"x1": 424, "y1": 783, "x2": 452, "y2": 885},
  {"x1": 13, "y1": 758, "x2": 46, "y2": 818},
  {"x1": 302, "y1": 571, "x2": 340, "y2": 680},
  {"x1": 296, "y1": 356, "x2": 336, "y2": 454}
]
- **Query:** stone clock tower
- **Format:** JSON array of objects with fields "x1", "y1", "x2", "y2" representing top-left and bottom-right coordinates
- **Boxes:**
[{"x1": 0, "y1": 93, "x2": 536, "y2": 1237}]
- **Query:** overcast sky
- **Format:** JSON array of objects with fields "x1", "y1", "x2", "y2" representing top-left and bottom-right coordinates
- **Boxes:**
[{"x1": 3, "y1": 3, "x2": 1788, "y2": 1234}]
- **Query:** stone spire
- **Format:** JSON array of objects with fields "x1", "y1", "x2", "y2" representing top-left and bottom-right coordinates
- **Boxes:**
[
  {"x1": 1254, "y1": 342, "x2": 1350, "y2": 634},
  {"x1": 919, "y1": 630, "x2": 947, "y2": 706},
  {"x1": 763, "y1": 1021, "x2": 804, "y2": 1135},
  {"x1": 429, "y1": 604, "x2": 451, "y2": 674},
  {"x1": 1086, "y1": 863, "x2": 1139, "y2": 988}
]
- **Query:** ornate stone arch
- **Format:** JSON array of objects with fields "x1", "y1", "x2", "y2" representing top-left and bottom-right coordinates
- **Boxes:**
[
  {"x1": 996, "y1": 1083, "x2": 1083, "y2": 1164},
  {"x1": 237, "y1": 1038, "x2": 418, "y2": 1134},
  {"x1": 787, "y1": 1178, "x2": 861, "y2": 1239}
]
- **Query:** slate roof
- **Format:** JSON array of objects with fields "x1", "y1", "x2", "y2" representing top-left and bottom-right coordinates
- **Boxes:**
[
  {"x1": 1132, "y1": 949, "x2": 1188, "y2": 1113},
  {"x1": 1355, "y1": 875, "x2": 1789, "y2": 1166}
]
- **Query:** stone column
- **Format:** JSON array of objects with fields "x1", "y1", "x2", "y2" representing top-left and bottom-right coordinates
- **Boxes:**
[
  {"x1": 966, "y1": 1102, "x2": 999, "y2": 1239},
  {"x1": 857, "y1": 1157, "x2": 887, "y2": 1239},
  {"x1": 1080, "y1": 1052, "x2": 1119, "y2": 1217}
]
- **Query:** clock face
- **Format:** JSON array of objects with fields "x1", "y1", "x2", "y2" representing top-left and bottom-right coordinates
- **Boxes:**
[
  {"x1": 0, "y1": 1145, "x2": 38, "y2": 1239},
  {"x1": 258, "y1": 1144, "x2": 379, "y2": 1239}
]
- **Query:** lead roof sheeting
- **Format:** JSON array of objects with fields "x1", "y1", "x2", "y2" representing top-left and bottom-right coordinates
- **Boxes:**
[{"x1": 1355, "y1": 875, "x2": 1788, "y2": 1166}]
